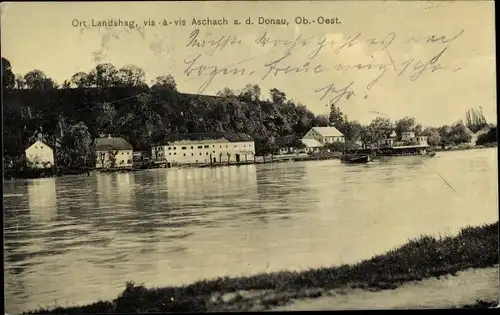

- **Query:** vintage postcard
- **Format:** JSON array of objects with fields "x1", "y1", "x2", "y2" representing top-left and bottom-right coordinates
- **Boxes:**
[{"x1": 2, "y1": 0, "x2": 498, "y2": 313}]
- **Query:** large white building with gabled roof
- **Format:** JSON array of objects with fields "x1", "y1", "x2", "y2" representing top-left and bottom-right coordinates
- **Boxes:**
[{"x1": 303, "y1": 126, "x2": 345, "y2": 145}]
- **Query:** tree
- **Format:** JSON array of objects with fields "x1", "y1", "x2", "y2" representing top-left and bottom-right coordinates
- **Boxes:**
[
  {"x1": 422, "y1": 127, "x2": 441, "y2": 146},
  {"x1": 216, "y1": 87, "x2": 237, "y2": 98},
  {"x1": 465, "y1": 107, "x2": 488, "y2": 133},
  {"x1": 108, "y1": 150, "x2": 119, "y2": 168},
  {"x1": 438, "y1": 125, "x2": 453, "y2": 147},
  {"x1": 87, "y1": 63, "x2": 118, "y2": 88},
  {"x1": 476, "y1": 126, "x2": 497, "y2": 145},
  {"x1": 151, "y1": 74, "x2": 177, "y2": 90},
  {"x1": 341, "y1": 120, "x2": 363, "y2": 142},
  {"x1": 269, "y1": 88, "x2": 287, "y2": 104},
  {"x1": 328, "y1": 104, "x2": 344, "y2": 127},
  {"x1": 24, "y1": 70, "x2": 58, "y2": 90},
  {"x1": 449, "y1": 121, "x2": 473, "y2": 145},
  {"x1": 2, "y1": 57, "x2": 15, "y2": 89},
  {"x1": 368, "y1": 117, "x2": 394, "y2": 143},
  {"x1": 413, "y1": 124, "x2": 423, "y2": 136},
  {"x1": 394, "y1": 116, "x2": 416, "y2": 137},
  {"x1": 238, "y1": 84, "x2": 261, "y2": 102},
  {"x1": 58, "y1": 122, "x2": 95, "y2": 168},
  {"x1": 94, "y1": 102, "x2": 118, "y2": 135},
  {"x1": 116, "y1": 64, "x2": 147, "y2": 87},
  {"x1": 71, "y1": 71, "x2": 91, "y2": 88},
  {"x1": 14, "y1": 74, "x2": 26, "y2": 89}
]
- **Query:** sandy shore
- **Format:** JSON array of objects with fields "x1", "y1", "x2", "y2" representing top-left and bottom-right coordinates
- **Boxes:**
[{"x1": 272, "y1": 266, "x2": 499, "y2": 311}]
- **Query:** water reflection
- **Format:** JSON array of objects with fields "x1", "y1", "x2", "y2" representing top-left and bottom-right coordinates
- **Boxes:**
[
  {"x1": 3, "y1": 149, "x2": 498, "y2": 314},
  {"x1": 27, "y1": 178, "x2": 57, "y2": 222}
]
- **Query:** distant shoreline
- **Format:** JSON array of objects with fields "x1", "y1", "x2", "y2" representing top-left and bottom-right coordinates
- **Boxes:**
[
  {"x1": 22, "y1": 221, "x2": 498, "y2": 313},
  {"x1": 5, "y1": 144, "x2": 497, "y2": 180}
]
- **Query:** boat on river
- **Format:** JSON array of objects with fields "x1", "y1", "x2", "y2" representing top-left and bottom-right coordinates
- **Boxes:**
[{"x1": 340, "y1": 154, "x2": 370, "y2": 164}]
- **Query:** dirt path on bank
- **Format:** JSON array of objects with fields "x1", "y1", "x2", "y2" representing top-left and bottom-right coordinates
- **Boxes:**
[{"x1": 271, "y1": 266, "x2": 499, "y2": 311}]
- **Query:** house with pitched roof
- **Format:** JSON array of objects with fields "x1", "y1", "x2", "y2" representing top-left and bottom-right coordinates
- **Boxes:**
[
  {"x1": 299, "y1": 126, "x2": 345, "y2": 152},
  {"x1": 95, "y1": 135, "x2": 134, "y2": 168},
  {"x1": 25, "y1": 139, "x2": 55, "y2": 169},
  {"x1": 152, "y1": 132, "x2": 255, "y2": 165}
]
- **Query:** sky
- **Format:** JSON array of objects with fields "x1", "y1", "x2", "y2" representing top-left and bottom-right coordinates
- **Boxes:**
[{"x1": 1, "y1": 1, "x2": 496, "y2": 126}]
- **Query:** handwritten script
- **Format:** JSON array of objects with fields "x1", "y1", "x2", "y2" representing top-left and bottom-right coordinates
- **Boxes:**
[{"x1": 182, "y1": 28, "x2": 465, "y2": 107}]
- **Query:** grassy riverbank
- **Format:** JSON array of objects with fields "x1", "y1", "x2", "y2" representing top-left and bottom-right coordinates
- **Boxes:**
[{"x1": 23, "y1": 221, "x2": 498, "y2": 313}]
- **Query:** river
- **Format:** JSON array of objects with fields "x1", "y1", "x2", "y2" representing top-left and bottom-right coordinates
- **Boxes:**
[{"x1": 3, "y1": 148, "x2": 498, "y2": 314}]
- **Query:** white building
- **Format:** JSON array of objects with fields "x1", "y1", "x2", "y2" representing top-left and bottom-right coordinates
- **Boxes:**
[
  {"x1": 25, "y1": 140, "x2": 54, "y2": 168},
  {"x1": 95, "y1": 136, "x2": 134, "y2": 168},
  {"x1": 302, "y1": 126, "x2": 345, "y2": 145},
  {"x1": 152, "y1": 132, "x2": 255, "y2": 165},
  {"x1": 300, "y1": 138, "x2": 324, "y2": 153}
]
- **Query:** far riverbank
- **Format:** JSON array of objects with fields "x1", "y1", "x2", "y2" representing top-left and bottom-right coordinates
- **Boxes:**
[
  {"x1": 23, "y1": 221, "x2": 498, "y2": 313},
  {"x1": 5, "y1": 144, "x2": 496, "y2": 180}
]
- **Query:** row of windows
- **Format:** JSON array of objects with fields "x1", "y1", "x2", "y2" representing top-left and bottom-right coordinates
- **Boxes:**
[
  {"x1": 168, "y1": 151, "x2": 252, "y2": 156},
  {"x1": 167, "y1": 144, "x2": 252, "y2": 150}
]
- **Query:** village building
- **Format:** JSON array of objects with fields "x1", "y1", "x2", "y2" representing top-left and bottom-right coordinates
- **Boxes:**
[
  {"x1": 378, "y1": 130, "x2": 428, "y2": 148},
  {"x1": 95, "y1": 136, "x2": 134, "y2": 168},
  {"x1": 278, "y1": 135, "x2": 302, "y2": 155},
  {"x1": 302, "y1": 126, "x2": 345, "y2": 145},
  {"x1": 298, "y1": 126, "x2": 345, "y2": 152},
  {"x1": 25, "y1": 139, "x2": 55, "y2": 169},
  {"x1": 152, "y1": 132, "x2": 255, "y2": 165},
  {"x1": 300, "y1": 138, "x2": 324, "y2": 153},
  {"x1": 133, "y1": 150, "x2": 152, "y2": 163}
]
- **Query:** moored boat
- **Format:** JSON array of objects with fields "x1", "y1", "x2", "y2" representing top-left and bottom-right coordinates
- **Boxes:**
[{"x1": 341, "y1": 154, "x2": 370, "y2": 164}]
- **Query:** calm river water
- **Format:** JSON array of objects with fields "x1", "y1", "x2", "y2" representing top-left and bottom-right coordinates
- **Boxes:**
[{"x1": 4, "y1": 148, "x2": 498, "y2": 314}]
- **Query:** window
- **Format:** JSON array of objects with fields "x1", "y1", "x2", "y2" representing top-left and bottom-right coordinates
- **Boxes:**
[
  {"x1": 183, "y1": 153, "x2": 186, "y2": 156},
  {"x1": 182, "y1": 146, "x2": 187, "y2": 150},
  {"x1": 190, "y1": 146, "x2": 193, "y2": 149},
  {"x1": 206, "y1": 152, "x2": 208, "y2": 155},
  {"x1": 121, "y1": 152, "x2": 124, "y2": 155},
  {"x1": 197, "y1": 146, "x2": 202, "y2": 149},
  {"x1": 173, "y1": 147, "x2": 176, "y2": 150},
  {"x1": 226, "y1": 145, "x2": 228, "y2": 148},
  {"x1": 212, "y1": 145, "x2": 215, "y2": 148},
  {"x1": 244, "y1": 145, "x2": 246, "y2": 147},
  {"x1": 174, "y1": 153, "x2": 176, "y2": 155},
  {"x1": 35, "y1": 146, "x2": 37, "y2": 149},
  {"x1": 169, "y1": 153, "x2": 171, "y2": 155},
  {"x1": 191, "y1": 153, "x2": 194, "y2": 156},
  {"x1": 127, "y1": 160, "x2": 132, "y2": 164},
  {"x1": 220, "y1": 145, "x2": 222, "y2": 148},
  {"x1": 196, "y1": 160, "x2": 198, "y2": 163},
  {"x1": 199, "y1": 153, "x2": 202, "y2": 155},
  {"x1": 234, "y1": 145, "x2": 238, "y2": 148},
  {"x1": 204, "y1": 145, "x2": 209, "y2": 148},
  {"x1": 213, "y1": 151, "x2": 215, "y2": 153}
]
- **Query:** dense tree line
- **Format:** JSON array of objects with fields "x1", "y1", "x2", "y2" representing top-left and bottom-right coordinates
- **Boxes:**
[
  {"x1": 2, "y1": 58, "x2": 331, "y2": 168},
  {"x1": 327, "y1": 104, "x2": 495, "y2": 150},
  {"x1": 2, "y1": 57, "x2": 496, "y2": 170}
]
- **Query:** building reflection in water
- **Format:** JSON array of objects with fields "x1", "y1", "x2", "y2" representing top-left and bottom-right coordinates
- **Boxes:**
[{"x1": 27, "y1": 178, "x2": 57, "y2": 222}]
